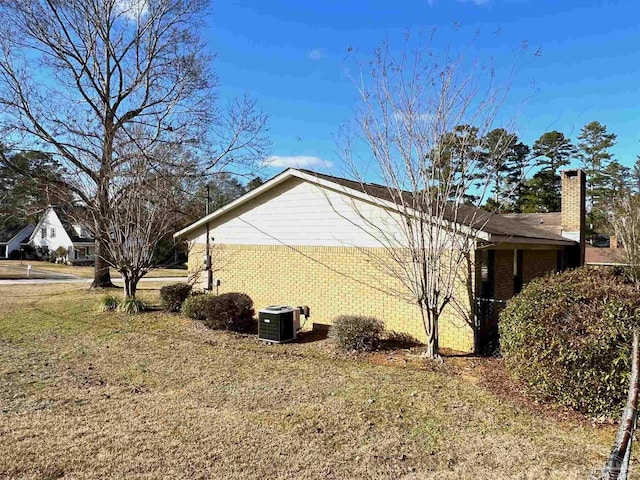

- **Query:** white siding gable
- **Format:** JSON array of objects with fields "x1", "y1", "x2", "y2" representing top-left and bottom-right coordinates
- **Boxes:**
[
  {"x1": 189, "y1": 177, "x2": 408, "y2": 248},
  {"x1": 31, "y1": 209, "x2": 74, "y2": 251}
]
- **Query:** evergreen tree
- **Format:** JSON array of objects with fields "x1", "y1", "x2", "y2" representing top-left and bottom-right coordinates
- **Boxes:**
[
  {"x1": 480, "y1": 128, "x2": 530, "y2": 212},
  {"x1": 435, "y1": 125, "x2": 483, "y2": 203},
  {"x1": 519, "y1": 131, "x2": 576, "y2": 212},
  {"x1": 577, "y1": 121, "x2": 617, "y2": 232},
  {"x1": 0, "y1": 149, "x2": 71, "y2": 227},
  {"x1": 245, "y1": 176, "x2": 264, "y2": 191},
  {"x1": 632, "y1": 157, "x2": 640, "y2": 194}
]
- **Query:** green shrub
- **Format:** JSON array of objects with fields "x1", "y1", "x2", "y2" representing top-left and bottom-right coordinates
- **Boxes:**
[
  {"x1": 182, "y1": 294, "x2": 216, "y2": 321},
  {"x1": 99, "y1": 294, "x2": 119, "y2": 312},
  {"x1": 118, "y1": 298, "x2": 147, "y2": 314},
  {"x1": 182, "y1": 292, "x2": 254, "y2": 332},
  {"x1": 329, "y1": 315, "x2": 384, "y2": 352},
  {"x1": 159, "y1": 283, "x2": 192, "y2": 312},
  {"x1": 202, "y1": 292, "x2": 255, "y2": 332},
  {"x1": 500, "y1": 267, "x2": 640, "y2": 418}
]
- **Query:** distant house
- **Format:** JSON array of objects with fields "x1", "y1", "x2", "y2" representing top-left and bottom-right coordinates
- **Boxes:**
[
  {"x1": 585, "y1": 235, "x2": 628, "y2": 266},
  {"x1": 29, "y1": 207, "x2": 95, "y2": 264},
  {"x1": 175, "y1": 168, "x2": 587, "y2": 353},
  {"x1": 0, "y1": 224, "x2": 35, "y2": 259}
]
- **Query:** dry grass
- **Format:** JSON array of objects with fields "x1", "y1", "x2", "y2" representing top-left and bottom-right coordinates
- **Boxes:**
[
  {"x1": 0, "y1": 283, "x2": 630, "y2": 479},
  {"x1": 0, "y1": 260, "x2": 187, "y2": 279}
]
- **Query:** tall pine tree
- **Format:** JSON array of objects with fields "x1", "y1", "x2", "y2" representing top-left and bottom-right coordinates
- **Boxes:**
[
  {"x1": 519, "y1": 131, "x2": 576, "y2": 212},
  {"x1": 480, "y1": 128, "x2": 530, "y2": 212},
  {"x1": 577, "y1": 121, "x2": 618, "y2": 233}
]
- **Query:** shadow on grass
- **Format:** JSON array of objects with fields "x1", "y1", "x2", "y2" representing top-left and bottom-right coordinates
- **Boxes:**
[
  {"x1": 296, "y1": 328, "x2": 328, "y2": 344},
  {"x1": 378, "y1": 331, "x2": 423, "y2": 351}
]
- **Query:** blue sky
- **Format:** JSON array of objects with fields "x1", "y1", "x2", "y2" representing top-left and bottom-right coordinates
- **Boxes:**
[{"x1": 206, "y1": 0, "x2": 640, "y2": 177}]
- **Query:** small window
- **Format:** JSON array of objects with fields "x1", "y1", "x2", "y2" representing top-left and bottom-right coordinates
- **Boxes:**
[
  {"x1": 41, "y1": 228, "x2": 47, "y2": 239},
  {"x1": 50, "y1": 228, "x2": 56, "y2": 238}
]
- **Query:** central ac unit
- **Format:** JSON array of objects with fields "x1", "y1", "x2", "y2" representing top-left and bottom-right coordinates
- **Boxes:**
[{"x1": 258, "y1": 305, "x2": 300, "y2": 343}]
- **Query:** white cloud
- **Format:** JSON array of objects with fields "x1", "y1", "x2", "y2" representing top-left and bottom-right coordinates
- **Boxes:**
[
  {"x1": 115, "y1": 0, "x2": 149, "y2": 20},
  {"x1": 393, "y1": 110, "x2": 435, "y2": 124},
  {"x1": 308, "y1": 48, "x2": 328, "y2": 60},
  {"x1": 263, "y1": 155, "x2": 332, "y2": 169}
]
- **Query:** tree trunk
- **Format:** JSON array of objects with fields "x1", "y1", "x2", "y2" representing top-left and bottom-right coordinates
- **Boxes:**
[
  {"x1": 123, "y1": 274, "x2": 138, "y2": 300},
  {"x1": 91, "y1": 179, "x2": 114, "y2": 288},
  {"x1": 92, "y1": 239, "x2": 114, "y2": 288},
  {"x1": 420, "y1": 306, "x2": 440, "y2": 359}
]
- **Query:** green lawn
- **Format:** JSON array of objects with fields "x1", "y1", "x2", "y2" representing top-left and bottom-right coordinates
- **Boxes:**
[
  {"x1": 0, "y1": 260, "x2": 187, "y2": 280},
  {"x1": 0, "y1": 283, "x2": 627, "y2": 479}
]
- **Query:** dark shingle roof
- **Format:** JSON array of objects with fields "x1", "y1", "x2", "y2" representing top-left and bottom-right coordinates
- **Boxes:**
[
  {"x1": 297, "y1": 169, "x2": 575, "y2": 244},
  {"x1": 502, "y1": 212, "x2": 562, "y2": 236},
  {"x1": 58, "y1": 214, "x2": 94, "y2": 243},
  {"x1": 0, "y1": 224, "x2": 29, "y2": 243}
]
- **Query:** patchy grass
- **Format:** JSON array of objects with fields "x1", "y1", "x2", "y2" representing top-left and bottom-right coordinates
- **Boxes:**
[
  {"x1": 0, "y1": 283, "x2": 628, "y2": 479},
  {"x1": 0, "y1": 260, "x2": 187, "y2": 280}
]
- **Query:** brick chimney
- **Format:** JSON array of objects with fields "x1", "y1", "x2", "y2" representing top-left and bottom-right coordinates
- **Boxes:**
[
  {"x1": 610, "y1": 235, "x2": 618, "y2": 250},
  {"x1": 561, "y1": 169, "x2": 586, "y2": 266}
]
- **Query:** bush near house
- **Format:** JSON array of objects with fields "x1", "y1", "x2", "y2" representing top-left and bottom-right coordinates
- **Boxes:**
[
  {"x1": 329, "y1": 315, "x2": 385, "y2": 352},
  {"x1": 203, "y1": 293, "x2": 255, "y2": 332},
  {"x1": 183, "y1": 292, "x2": 255, "y2": 332},
  {"x1": 55, "y1": 246, "x2": 68, "y2": 260},
  {"x1": 500, "y1": 267, "x2": 640, "y2": 418},
  {"x1": 182, "y1": 294, "x2": 215, "y2": 321},
  {"x1": 159, "y1": 283, "x2": 192, "y2": 312}
]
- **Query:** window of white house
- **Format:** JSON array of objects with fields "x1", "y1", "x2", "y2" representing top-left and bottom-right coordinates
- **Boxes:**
[
  {"x1": 41, "y1": 228, "x2": 47, "y2": 238},
  {"x1": 50, "y1": 228, "x2": 56, "y2": 238}
]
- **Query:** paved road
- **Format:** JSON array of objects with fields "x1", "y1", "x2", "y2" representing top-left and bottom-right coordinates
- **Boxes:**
[{"x1": 0, "y1": 263, "x2": 187, "y2": 285}]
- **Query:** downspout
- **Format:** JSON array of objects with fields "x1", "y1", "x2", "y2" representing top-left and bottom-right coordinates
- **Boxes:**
[{"x1": 205, "y1": 185, "x2": 213, "y2": 291}]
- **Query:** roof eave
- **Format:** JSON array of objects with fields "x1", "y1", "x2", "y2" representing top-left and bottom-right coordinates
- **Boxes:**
[
  {"x1": 174, "y1": 169, "x2": 299, "y2": 239},
  {"x1": 488, "y1": 234, "x2": 577, "y2": 246}
]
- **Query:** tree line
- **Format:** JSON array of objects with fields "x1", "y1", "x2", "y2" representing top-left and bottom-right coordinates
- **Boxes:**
[{"x1": 450, "y1": 121, "x2": 638, "y2": 235}]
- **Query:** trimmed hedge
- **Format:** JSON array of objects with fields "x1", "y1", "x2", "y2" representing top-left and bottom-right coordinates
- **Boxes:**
[
  {"x1": 182, "y1": 294, "x2": 214, "y2": 321},
  {"x1": 183, "y1": 292, "x2": 255, "y2": 332},
  {"x1": 329, "y1": 315, "x2": 384, "y2": 352},
  {"x1": 160, "y1": 283, "x2": 192, "y2": 312},
  {"x1": 500, "y1": 267, "x2": 640, "y2": 418},
  {"x1": 203, "y1": 293, "x2": 254, "y2": 332}
]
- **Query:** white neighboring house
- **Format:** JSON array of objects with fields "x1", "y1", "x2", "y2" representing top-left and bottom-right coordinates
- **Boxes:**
[
  {"x1": 29, "y1": 207, "x2": 95, "y2": 264},
  {"x1": 0, "y1": 224, "x2": 35, "y2": 259}
]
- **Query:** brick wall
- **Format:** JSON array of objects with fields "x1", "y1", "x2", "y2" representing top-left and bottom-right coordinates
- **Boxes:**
[
  {"x1": 493, "y1": 250, "x2": 514, "y2": 301},
  {"x1": 522, "y1": 250, "x2": 557, "y2": 284},
  {"x1": 188, "y1": 243, "x2": 475, "y2": 352}
]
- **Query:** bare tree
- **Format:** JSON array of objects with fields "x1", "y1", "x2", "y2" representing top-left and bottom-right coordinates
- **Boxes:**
[
  {"x1": 609, "y1": 193, "x2": 640, "y2": 285},
  {"x1": 0, "y1": 0, "x2": 268, "y2": 287},
  {"x1": 592, "y1": 329, "x2": 640, "y2": 480},
  {"x1": 99, "y1": 145, "x2": 186, "y2": 299},
  {"x1": 340, "y1": 38, "x2": 519, "y2": 358}
]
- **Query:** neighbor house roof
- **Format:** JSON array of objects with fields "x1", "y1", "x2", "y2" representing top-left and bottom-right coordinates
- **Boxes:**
[
  {"x1": 175, "y1": 168, "x2": 576, "y2": 246},
  {"x1": 31, "y1": 206, "x2": 94, "y2": 244},
  {"x1": 58, "y1": 214, "x2": 94, "y2": 243},
  {"x1": 585, "y1": 245, "x2": 627, "y2": 266},
  {"x1": 0, "y1": 224, "x2": 33, "y2": 244}
]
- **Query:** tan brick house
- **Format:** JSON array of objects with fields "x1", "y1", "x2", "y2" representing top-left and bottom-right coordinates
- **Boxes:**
[{"x1": 175, "y1": 168, "x2": 586, "y2": 353}]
